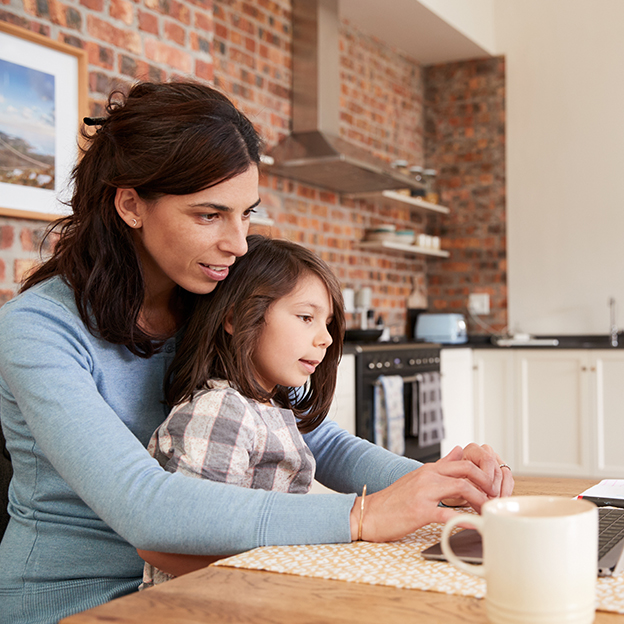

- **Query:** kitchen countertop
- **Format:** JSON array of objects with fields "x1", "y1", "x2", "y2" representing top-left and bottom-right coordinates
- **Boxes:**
[
  {"x1": 342, "y1": 334, "x2": 624, "y2": 351},
  {"x1": 443, "y1": 334, "x2": 624, "y2": 349},
  {"x1": 342, "y1": 340, "x2": 441, "y2": 354}
]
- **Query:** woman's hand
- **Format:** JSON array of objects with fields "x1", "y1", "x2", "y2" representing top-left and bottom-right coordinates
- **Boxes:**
[
  {"x1": 440, "y1": 443, "x2": 514, "y2": 507},
  {"x1": 350, "y1": 445, "x2": 505, "y2": 542},
  {"x1": 461, "y1": 442, "x2": 514, "y2": 497}
]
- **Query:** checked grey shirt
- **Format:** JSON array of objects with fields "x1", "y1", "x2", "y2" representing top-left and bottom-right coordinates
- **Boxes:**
[
  {"x1": 148, "y1": 379, "x2": 315, "y2": 493},
  {"x1": 142, "y1": 379, "x2": 316, "y2": 587}
]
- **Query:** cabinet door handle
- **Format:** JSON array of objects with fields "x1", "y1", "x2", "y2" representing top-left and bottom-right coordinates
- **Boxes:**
[{"x1": 581, "y1": 366, "x2": 588, "y2": 372}]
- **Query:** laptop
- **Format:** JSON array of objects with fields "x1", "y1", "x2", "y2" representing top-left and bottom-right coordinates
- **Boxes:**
[{"x1": 421, "y1": 506, "x2": 624, "y2": 577}]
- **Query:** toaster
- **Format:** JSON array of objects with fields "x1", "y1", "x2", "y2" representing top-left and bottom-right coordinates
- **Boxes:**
[{"x1": 415, "y1": 313, "x2": 468, "y2": 344}]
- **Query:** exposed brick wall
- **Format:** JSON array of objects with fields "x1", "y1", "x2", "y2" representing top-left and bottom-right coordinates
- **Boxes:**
[
  {"x1": 0, "y1": 0, "x2": 215, "y2": 297},
  {"x1": 0, "y1": 218, "x2": 57, "y2": 304},
  {"x1": 212, "y1": 0, "x2": 291, "y2": 147},
  {"x1": 340, "y1": 23, "x2": 423, "y2": 164},
  {"x1": 0, "y1": 0, "x2": 507, "y2": 337},
  {"x1": 1, "y1": 0, "x2": 213, "y2": 113},
  {"x1": 213, "y1": 1, "x2": 431, "y2": 334},
  {"x1": 424, "y1": 57, "x2": 507, "y2": 334}
]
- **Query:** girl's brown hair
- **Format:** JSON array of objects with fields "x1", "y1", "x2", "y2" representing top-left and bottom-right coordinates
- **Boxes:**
[
  {"x1": 166, "y1": 235, "x2": 345, "y2": 433},
  {"x1": 21, "y1": 81, "x2": 263, "y2": 357}
]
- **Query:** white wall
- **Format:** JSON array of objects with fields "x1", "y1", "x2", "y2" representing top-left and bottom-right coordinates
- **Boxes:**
[
  {"x1": 494, "y1": 0, "x2": 624, "y2": 335},
  {"x1": 340, "y1": 0, "x2": 493, "y2": 65},
  {"x1": 418, "y1": 0, "x2": 496, "y2": 55}
]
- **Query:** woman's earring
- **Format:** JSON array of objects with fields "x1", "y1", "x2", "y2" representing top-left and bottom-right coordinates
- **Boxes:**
[{"x1": 131, "y1": 219, "x2": 138, "y2": 227}]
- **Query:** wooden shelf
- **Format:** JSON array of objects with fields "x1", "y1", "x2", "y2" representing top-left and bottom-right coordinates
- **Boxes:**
[
  {"x1": 344, "y1": 190, "x2": 450, "y2": 215},
  {"x1": 250, "y1": 216, "x2": 274, "y2": 226},
  {"x1": 359, "y1": 240, "x2": 450, "y2": 258}
]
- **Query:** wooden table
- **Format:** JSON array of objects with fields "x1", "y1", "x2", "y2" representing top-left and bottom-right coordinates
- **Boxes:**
[{"x1": 61, "y1": 477, "x2": 624, "y2": 623}]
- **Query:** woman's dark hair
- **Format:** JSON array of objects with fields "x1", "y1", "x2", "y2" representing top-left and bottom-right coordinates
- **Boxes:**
[
  {"x1": 166, "y1": 235, "x2": 345, "y2": 433},
  {"x1": 21, "y1": 81, "x2": 263, "y2": 357}
]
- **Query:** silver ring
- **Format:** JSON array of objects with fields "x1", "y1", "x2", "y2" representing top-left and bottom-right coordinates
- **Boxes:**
[{"x1": 499, "y1": 463, "x2": 511, "y2": 470}]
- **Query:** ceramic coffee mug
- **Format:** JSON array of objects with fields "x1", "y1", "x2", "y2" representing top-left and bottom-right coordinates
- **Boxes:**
[{"x1": 441, "y1": 496, "x2": 598, "y2": 624}]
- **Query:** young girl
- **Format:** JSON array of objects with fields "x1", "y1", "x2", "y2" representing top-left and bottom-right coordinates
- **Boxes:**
[{"x1": 140, "y1": 234, "x2": 345, "y2": 586}]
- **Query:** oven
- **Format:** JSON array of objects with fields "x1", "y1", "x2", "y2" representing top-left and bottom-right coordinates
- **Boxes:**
[{"x1": 354, "y1": 342, "x2": 442, "y2": 464}]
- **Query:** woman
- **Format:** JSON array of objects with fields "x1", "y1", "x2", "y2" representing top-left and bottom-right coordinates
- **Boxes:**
[{"x1": 0, "y1": 81, "x2": 513, "y2": 623}]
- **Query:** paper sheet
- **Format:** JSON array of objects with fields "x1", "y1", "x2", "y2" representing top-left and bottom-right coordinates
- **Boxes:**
[{"x1": 578, "y1": 480, "x2": 624, "y2": 499}]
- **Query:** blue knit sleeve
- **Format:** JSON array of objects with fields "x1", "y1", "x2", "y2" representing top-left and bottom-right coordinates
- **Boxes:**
[
  {"x1": 0, "y1": 281, "x2": 355, "y2": 557},
  {"x1": 304, "y1": 419, "x2": 422, "y2": 494}
]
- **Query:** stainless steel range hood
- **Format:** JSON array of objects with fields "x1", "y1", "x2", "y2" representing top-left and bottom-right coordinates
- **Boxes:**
[{"x1": 265, "y1": 0, "x2": 423, "y2": 195}]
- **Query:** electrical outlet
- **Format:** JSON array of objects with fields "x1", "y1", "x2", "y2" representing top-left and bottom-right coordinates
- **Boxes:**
[{"x1": 468, "y1": 293, "x2": 490, "y2": 315}]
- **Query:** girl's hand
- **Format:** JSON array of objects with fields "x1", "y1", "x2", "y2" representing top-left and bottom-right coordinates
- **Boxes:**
[{"x1": 349, "y1": 445, "x2": 513, "y2": 542}]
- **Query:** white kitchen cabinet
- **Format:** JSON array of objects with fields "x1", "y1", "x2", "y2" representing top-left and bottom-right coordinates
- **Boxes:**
[
  {"x1": 326, "y1": 353, "x2": 356, "y2": 435},
  {"x1": 310, "y1": 353, "x2": 356, "y2": 494},
  {"x1": 592, "y1": 351, "x2": 624, "y2": 477},
  {"x1": 439, "y1": 348, "x2": 514, "y2": 461},
  {"x1": 440, "y1": 348, "x2": 474, "y2": 456},
  {"x1": 514, "y1": 350, "x2": 591, "y2": 477},
  {"x1": 466, "y1": 348, "x2": 624, "y2": 479},
  {"x1": 472, "y1": 349, "x2": 515, "y2": 464}
]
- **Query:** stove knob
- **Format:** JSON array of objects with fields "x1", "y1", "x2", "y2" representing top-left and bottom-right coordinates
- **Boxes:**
[
  {"x1": 384, "y1": 361, "x2": 391, "y2": 368},
  {"x1": 408, "y1": 358, "x2": 415, "y2": 366},
  {"x1": 368, "y1": 362, "x2": 375, "y2": 370},
  {"x1": 435, "y1": 357, "x2": 440, "y2": 363},
  {"x1": 416, "y1": 359, "x2": 422, "y2": 365},
  {"x1": 376, "y1": 362, "x2": 383, "y2": 368},
  {"x1": 428, "y1": 357, "x2": 435, "y2": 364}
]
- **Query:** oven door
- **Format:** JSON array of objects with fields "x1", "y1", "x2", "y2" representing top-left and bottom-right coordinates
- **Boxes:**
[
  {"x1": 355, "y1": 345, "x2": 442, "y2": 464},
  {"x1": 403, "y1": 378, "x2": 442, "y2": 463}
]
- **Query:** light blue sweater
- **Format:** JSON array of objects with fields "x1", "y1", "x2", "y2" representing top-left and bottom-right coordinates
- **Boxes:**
[{"x1": 0, "y1": 277, "x2": 421, "y2": 623}]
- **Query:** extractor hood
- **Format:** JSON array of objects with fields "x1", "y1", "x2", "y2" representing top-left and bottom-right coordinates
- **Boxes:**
[{"x1": 265, "y1": 0, "x2": 423, "y2": 196}]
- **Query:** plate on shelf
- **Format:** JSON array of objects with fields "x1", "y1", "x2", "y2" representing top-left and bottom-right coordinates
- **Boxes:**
[{"x1": 364, "y1": 231, "x2": 396, "y2": 242}]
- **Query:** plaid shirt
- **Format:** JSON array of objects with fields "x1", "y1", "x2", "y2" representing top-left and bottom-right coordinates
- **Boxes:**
[{"x1": 142, "y1": 379, "x2": 315, "y2": 587}]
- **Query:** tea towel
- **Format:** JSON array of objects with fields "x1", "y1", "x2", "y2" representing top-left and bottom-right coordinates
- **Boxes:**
[
  {"x1": 415, "y1": 372, "x2": 444, "y2": 448},
  {"x1": 374, "y1": 375, "x2": 405, "y2": 455}
]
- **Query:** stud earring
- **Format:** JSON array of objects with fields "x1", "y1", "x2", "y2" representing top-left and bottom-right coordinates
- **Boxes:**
[{"x1": 131, "y1": 219, "x2": 138, "y2": 227}]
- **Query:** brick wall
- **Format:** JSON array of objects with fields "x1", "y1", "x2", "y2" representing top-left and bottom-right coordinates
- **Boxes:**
[
  {"x1": 212, "y1": 1, "x2": 431, "y2": 333},
  {"x1": 0, "y1": 0, "x2": 217, "y2": 301},
  {"x1": 1, "y1": 0, "x2": 214, "y2": 112},
  {"x1": 0, "y1": 0, "x2": 507, "y2": 337},
  {"x1": 425, "y1": 57, "x2": 507, "y2": 334},
  {"x1": 0, "y1": 219, "x2": 47, "y2": 305}
]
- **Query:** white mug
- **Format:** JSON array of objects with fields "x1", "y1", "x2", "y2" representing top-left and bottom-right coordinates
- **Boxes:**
[{"x1": 441, "y1": 496, "x2": 598, "y2": 624}]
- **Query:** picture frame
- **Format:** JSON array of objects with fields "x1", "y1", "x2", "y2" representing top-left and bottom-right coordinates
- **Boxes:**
[{"x1": 0, "y1": 21, "x2": 88, "y2": 221}]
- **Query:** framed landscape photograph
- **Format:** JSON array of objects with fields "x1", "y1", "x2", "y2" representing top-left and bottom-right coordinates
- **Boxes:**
[{"x1": 0, "y1": 22, "x2": 88, "y2": 220}]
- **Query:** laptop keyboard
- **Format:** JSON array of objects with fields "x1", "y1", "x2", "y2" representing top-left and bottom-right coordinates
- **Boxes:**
[{"x1": 598, "y1": 507, "x2": 624, "y2": 559}]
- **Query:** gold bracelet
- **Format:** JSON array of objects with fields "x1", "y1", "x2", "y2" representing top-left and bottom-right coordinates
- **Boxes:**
[{"x1": 358, "y1": 484, "x2": 367, "y2": 541}]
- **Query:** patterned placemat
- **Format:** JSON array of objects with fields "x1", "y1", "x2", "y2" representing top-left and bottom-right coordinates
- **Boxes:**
[{"x1": 214, "y1": 519, "x2": 624, "y2": 613}]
